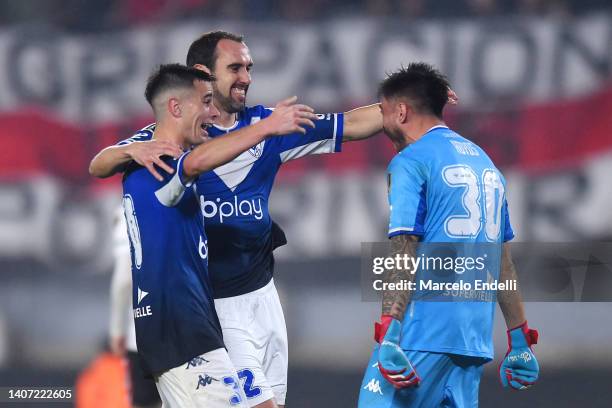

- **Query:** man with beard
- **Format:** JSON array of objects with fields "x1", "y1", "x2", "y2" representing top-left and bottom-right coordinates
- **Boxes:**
[
  {"x1": 123, "y1": 63, "x2": 316, "y2": 407},
  {"x1": 90, "y1": 32, "x2": 457, "y2": 408},
  {"x1": 358, "y1": 63, "x2": 538, "y2": 407}
]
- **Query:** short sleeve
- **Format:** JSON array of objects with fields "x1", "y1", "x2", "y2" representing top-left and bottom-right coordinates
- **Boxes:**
[
  {"x1": 154, "y1": 152, "x2": 194, "y2": 207},
  {"x1": 388, "y1": 156, "x2": 428, "y2": 238},
  {"x1": 269, "y1": 112, "x2": 344, "y2": 163}
]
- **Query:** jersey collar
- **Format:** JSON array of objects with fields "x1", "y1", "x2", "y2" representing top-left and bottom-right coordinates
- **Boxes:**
[
  {"x1": 424, "y1": 125, "x2": 449, "y2": 134},
  {"x1": 212, "y1": 109, "x2": 246, "y2": 133},
  {"x1": 212, "y1": 120, "x2": 240, "y2": 133},
  {"x1": 398, "y1": 125, "x2": 449, "y2": 154}
]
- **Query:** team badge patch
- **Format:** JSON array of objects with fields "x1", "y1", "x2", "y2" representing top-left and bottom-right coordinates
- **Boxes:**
[{"x1": 249, "y1": 142, "x2": 264, "y2": 158}]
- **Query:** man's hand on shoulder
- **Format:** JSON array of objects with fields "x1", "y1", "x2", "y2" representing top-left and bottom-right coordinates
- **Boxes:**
[{"x1": 126, "y1": 140, "x2": 183, "y2": 181}]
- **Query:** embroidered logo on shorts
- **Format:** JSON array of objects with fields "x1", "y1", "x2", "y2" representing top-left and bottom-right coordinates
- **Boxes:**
[
  {"x1": 196, "y1": 374, "x2": 219, "y2": 390},
  {"x1": 186, "y1": 356, "x2": 210, "y2": 369},
  {"x1": 363, "y1": 378, "x2": 383, "y2": 395}
]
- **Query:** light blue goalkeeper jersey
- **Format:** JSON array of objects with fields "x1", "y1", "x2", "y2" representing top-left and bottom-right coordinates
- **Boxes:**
[{"x1": 388, "y1": 125, "x2": 514, "y2": 359}]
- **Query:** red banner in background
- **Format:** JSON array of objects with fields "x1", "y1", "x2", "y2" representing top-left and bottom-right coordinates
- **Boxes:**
[
  {"x1": 517, "y1": 84, "x2": 612, "y2": 171},
  {"x1": 3, "y1": 86, "x2": 612, "y2": 186}
]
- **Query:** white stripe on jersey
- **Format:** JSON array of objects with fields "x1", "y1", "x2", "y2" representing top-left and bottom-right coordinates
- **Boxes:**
[
  {"x1": 389, "y1": 226, "x2": 415, "y2": 234},
  {"x1": 279, "y1": 114, "x2": 338, "y2": 163},
  {"x1": 155, "y1": 153, "x2": 191, "y2": 207}
]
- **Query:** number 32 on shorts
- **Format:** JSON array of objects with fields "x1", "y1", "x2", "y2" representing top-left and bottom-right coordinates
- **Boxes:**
[{"x1": 224, "y1": 369, "x2": 262, "y2": 405}]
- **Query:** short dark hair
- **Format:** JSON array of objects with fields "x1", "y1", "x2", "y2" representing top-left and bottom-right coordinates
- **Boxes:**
[
  {"x1": 186, "y1": 31, "x2": 245, "y2": 70},
  {"x1": 378, "y1": 63, "x2": 450, "y2": 118},
  {"x1": 145, "y1": 63, "x2": 215, "y2": 107}
]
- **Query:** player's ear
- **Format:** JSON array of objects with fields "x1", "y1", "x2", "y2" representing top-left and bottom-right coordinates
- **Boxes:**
[
  {"x1": 193, "y1": 64, "x2": 212, "y2": 75},
  {"x1": 397, "y1": 102, "x2": 409, "y2": 124},
  {"x1": 167, "y1": 97, "x2": 182, "y2": 118}
]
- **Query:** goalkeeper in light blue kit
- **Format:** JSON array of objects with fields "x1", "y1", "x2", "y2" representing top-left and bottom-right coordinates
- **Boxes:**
[{"x1": 358, "y1": 63, "x2": 539, "y2": 407}]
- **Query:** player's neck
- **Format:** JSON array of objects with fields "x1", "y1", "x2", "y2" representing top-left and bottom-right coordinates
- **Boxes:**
[
  {"x1": 402, "y1": 117, "x2": 446, "y2": 147},
  {"x1": 215, "y1": 109, "x2": 237, "y2": 129},
  {"x1": 153, "y1": 121, "x2": 188, "y2": 150}
]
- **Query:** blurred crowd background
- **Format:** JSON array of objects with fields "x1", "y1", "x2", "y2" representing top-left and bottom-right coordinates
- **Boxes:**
[
  {"x1": 1, "y1": 0, "x2": 611, "y2": 29},
  {"x1": 1, "y1": 0, "x2": 611, "y2": 406}
]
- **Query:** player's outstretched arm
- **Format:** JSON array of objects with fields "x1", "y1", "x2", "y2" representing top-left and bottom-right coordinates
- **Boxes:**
[
  {"x1": 183, "y1": 96, "x2": 316, "y2": 178},
  {"x1": 374, "y1": 234, "x2": 421, "y2": 389},
  {"x1": 342, "y1": 103, "x2": 383, "y2": 142},
  {"x1": 342, "y1": 88, "x2": 459, "y2": 142},
  {"x1": 89, "y1": 139, "x2": 183, "y2": 181},
  {"x1": 497, "y1": 243, "x2": 539, "y2": 390}
]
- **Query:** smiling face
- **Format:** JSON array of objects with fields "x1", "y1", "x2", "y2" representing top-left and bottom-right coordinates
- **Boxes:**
[
  {"x1": 181, "y1": 80, "x2": 220, "y2": 147},
  {"x1": 211, "y1": 39, "x2": 253, "y2": 114}
]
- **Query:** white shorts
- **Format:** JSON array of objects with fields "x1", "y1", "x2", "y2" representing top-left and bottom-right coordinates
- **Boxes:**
[
  {"x1": 215, "y1": 279, "x2": 288, "y2": 407},
  {"x1": 155, "y1": 348, "x2": 248, "y2": 408}
]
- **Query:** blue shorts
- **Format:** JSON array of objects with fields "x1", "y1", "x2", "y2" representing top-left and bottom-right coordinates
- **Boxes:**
[{"x1": 358, "y1": 346, "x2": 487, "y2": 408}]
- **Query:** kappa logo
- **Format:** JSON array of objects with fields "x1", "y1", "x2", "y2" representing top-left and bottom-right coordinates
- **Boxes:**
[
  {"x1": 186, "y1": 356, "x2": 210, "y2": 369},
  {"x1": 196, "y1": 374, "x2": 219, "y2": 390},
  {"x1": 363, "y1": 378, "x2": 383, "y2": 395}
]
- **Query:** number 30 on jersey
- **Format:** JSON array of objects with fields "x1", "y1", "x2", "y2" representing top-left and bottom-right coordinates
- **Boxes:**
[{"x1": 442, "y1": 165, "x2": 505, "y2": 241}]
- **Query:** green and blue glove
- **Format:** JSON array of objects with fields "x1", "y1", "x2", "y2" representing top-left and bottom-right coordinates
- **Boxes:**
[
  {"x1": 499, "y1": 321, "x2": 539, "y2": 390},
  {"x1": 375, "y1": 315, "x2": 420, "y2": 389}
]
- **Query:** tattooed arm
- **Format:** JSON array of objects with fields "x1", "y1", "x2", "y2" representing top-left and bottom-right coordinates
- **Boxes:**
[
  {"x1": 382, "y1": 234, "x2": 420, "y2": 320},
  {"x1": 497, "y1": 242, "x2": 527, "y2": 329},
  {"x1": 373, "y1": 233, "x2": 422, "y2": 388}
]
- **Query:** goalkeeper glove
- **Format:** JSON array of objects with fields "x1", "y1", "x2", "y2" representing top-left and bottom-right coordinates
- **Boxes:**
[
  {"x1": 375, "y1": 315, "x2": 420, "y2": 389},
  {"x1": 499, "y1": 321, "x2": 539, "y2": 390}
]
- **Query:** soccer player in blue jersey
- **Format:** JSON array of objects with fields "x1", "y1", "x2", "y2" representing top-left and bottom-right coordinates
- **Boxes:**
[
  {"x1": 89, "y1": 32, "x2": 457, "y2": 408},
  {"x1": 124, "y1": 63, "x2": 317, "y2": 407},
  {"x1": 109, "y1": 206, "x2": 161, "y2": 408},
  {"x1": 358, "y1": 63, "x2": 539, "y2": 407}
]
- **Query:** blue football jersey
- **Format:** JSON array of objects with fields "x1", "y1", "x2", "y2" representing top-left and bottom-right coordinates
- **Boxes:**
[
  {"x1": 119, "y1": 106, "x2": 344, "y2": 298},
  {"x1": 122, "y1": 152, "x2": 223, "y2": 374},
  {"x1": 387, "y1": 126, "x2": 514, "y2": 360}
]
